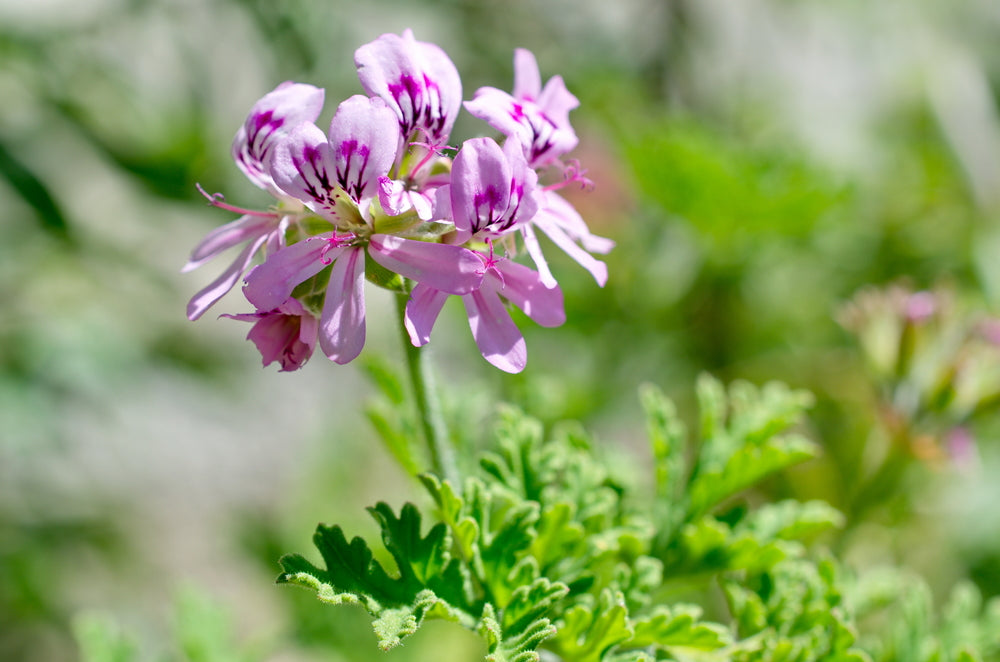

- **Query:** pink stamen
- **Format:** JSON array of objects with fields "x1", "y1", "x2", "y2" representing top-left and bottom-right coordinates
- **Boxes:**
[
  {"x1": 317, "y1": 232, "x2": 356, "y2": 265},
  {"x1": 478, "y1": 238, "x2": 507, "y2": 288},
  {"x1": 407, "y1": 127, "x2": 455, "y2": 176},
  {"x1": 196, "y1": 183, "x2": 280, "y2": 217},
  {"x1": 542, "y1": 160, "x2": 594, "y2": 192}
]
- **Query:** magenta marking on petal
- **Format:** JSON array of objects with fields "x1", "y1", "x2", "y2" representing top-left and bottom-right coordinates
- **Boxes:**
[{"x1": 335, "y1": 139, "x2": 373, "y2": 202}]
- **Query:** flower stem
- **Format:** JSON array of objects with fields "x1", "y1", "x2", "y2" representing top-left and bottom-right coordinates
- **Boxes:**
[{"x1": 395, "y1": 291, "x2": 459, "y2": 487}]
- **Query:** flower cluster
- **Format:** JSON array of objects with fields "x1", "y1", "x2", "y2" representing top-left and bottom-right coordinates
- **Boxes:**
[{"x1": 185, "y1": 30, "x2": 611, "y2": 373}]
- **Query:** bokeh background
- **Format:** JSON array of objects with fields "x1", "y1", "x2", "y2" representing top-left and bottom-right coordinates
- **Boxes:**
[{"x1": 3, "y1": 0, "x2": 1000, "y2": 660}]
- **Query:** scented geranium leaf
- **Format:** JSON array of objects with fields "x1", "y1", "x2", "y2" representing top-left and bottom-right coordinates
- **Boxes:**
[
  {"x1": 855, "y1": 572, "x2": 1000, "y2": 662},
  {"x1": 479, "y1": 603, "x2": 558, "y2": 662},
  {"x1": 674, "y1": 517, "x2": 795, "y2": 574},
  {"x1": 641, "y1": 384, "x2": 688, "y2": 549},
  {"x1": 626, "y1": 604, "x2": 732, "y2": 651},
  {"x1": 478, "y1": 498, "x2": 541, "y2": 606},
  {"x1": 367, "y1": 502, "x2": 472, "y2": 610},
  {"x1": 549, "y1": 590, "x2": 634, "y2": 662},
  {"x1": 640, "y1": 383, "x2": 687, "y2": 503},
  {"x1": 697, "y1": 372, "x2": 728, "y2": 443},
  {"x1": 419, "y1": 473, "x2": 480, "y2": 559},
  {"x1": 529, "y1": 501, "x2": 586, "y2": 568},
  {"x1": 692, "y1": 377, "x2": 815, "y2": 485},
  {"x1": 688, "y1": 434, "x2": 818, "y2": 519},
  {"x1": 277, "y1": 507, "x2": 470, "y2": 650},
  {"x1": 737, "y1": 500, "x2": 845, "y2": 543},
  {"x1": 501, "y1": 577, "x2": 570, "y2": 634},
  {"x1": 724, "y1": 559, "x2": 869, "y2": 662}
]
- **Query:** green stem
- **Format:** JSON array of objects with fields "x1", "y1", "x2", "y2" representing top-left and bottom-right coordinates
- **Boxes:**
[{"x1": 395, "y1": 291, "x2": 460, "y2": 487}]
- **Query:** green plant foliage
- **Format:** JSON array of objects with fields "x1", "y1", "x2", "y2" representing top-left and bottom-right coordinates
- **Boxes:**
[
  {"x1": 281, "y1": 376, "x2": 851, "y2": 661},
  {"x1": 724, "y1": 559, "x2": 869, "y2": 662},
  {"x1": 644, "y1": 376, "x2": 841, "y2": 579},
  {"x1": 850, "y1": 570, "x2": 1000, "y2": 662}
]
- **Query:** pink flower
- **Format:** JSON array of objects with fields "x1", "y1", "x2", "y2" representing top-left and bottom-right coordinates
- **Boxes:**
[
  {"x1": 445, "y1": 136, "x2": 539, "y2": 242},
  {"x1": 223, "y1": 298, "x2": 318, "y2": 372},
  {"x1": 405, "y1": 254, "x2": 564, "y2": 373},
  {"x1": 355, "y1": 29, "x2": 462, "y2": 147},
  {"x1": 183, "y1": 82, "x2": 324, "y2": 320},
  {"x1": 465, "y1": 49, "x2": 579, "y2": 169}
]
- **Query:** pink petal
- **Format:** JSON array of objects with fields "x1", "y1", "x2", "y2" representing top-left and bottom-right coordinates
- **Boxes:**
[
  {"x1": 183, "y1": 214, "x2": 277, "y2": 272},
  {"x1": 512, "y1": 48, "x2": 542, "y2": 101},
  {"x1": 232, "y1": 82, "x2": 325, "y2": 193},
  {"x1": 449, "y1": 137, "x2": 537, "y2": 235},
  {"x1": 463, "y1": 88, "x2": 528, "y2": 146},
  {"x1": 354, "y1": 29, "x2": 462, "y2": 143},
  {"x1": 404, "y1": 283, "x2": 450, "y2": 346},
  {"x1": 267, "y1": 123, "x2": 349, "y2": 220},
  {"x1": 490, "y1": 260, "x2": 565, "y2": 328},
  {"x1": 536, "y1": 75, "x2": 579, "y2": 130},
  {"x1": 243, "y1": 236, "x2": 341, "y2": 310},
  {"x1": 533, "y1": 213, "x2": 608, "y2": 287},
  {"x1": 186, "y1": 234, "x2": 268, "y2": 320},
  {"x1": 463, "y1": 288, "x2": 526, "y2": 373},
  {"x1": 519, "y1": 223, "x2": 557, "y2": 289},
  {"x1": 541, "y1": 192, "x2": 615, "y2": 254},
  {"x1": 327, "y1": 95, "x2": 400, "y2": 208},
  {"x1": 368, "y1": 234, "x2": 483, "y2": 294},
  {"x1": 318, "y1": 247, "x2": 366, "y2": 364}
]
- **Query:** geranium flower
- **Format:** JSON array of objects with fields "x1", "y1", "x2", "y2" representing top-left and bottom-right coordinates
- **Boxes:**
[
  {"x1": 183, "y1": 82, "x2": 324, "y2": 320},
  {"x1": 223, "y1": 297, "x2": 318, "y2": 372},
  {"x1": 247, "y1": 94, "x2": 482, "y2": 364},
  {"x1": 465, "y1": 49, "x2": 578, "y2": 169}
]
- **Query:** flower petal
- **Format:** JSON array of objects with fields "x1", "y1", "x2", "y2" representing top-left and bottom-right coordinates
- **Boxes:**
[
  {"x1": 355, "y1": 29, "x2": 462, "y2": 143},
  {"x1": 519, "y1": 223, "x2": 557, "y2": 289},
  {"x1": 318, "y1": 247, "x2": 366, "y2": 364},
  {"x1": 243, "y1": 235, "x2": 341, "y2": 310},
  {"x1": 183, "y1": 214, "x2": 277, "y2": 272},
  {"x1": 327, "y1": 95, "x2": 401, "y2": 209},
  {"x1": 533, "y1": 212, "x2": 608, "y2": 287},
  {"x1": 232, "y1": 82, "x2": 325, "y2": 193},
  {"x1": 186, "y1": 234, "x2": 268, "y2": 320},
  {"x1": 463, "y1": 288, "x2": 526, "y2": 373},
  {"x1": 490, "y1": 260, "x2": 565, "y2": 328},
  {"x1": 404, "y1": 283, "x2": 450, "y2": 346},
  {"x1": 450, "y1": 137, "x2": 537, "y2": 236},
  {"x1": 267, "y1": 123, "x2": 354, "y2": 221},
  {"x1": 512, "y1": 48, "x2": 542, "y2": 101},
  {"x1": 368, "y1": 234, "x2": 483, "y2": 294}
]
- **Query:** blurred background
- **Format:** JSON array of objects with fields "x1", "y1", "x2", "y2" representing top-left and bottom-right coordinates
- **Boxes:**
[{"x1": 3, "y1": 0, "x2": 1000, "y2": 660}]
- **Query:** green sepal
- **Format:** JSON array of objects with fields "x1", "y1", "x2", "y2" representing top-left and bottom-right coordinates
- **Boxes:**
[{"x1": 364, "y1": 251, "x2": 407, "y2": 292}]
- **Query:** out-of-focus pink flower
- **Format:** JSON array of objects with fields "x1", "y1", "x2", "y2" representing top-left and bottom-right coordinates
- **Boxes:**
[{"x1": 465, "y1": 49, "x2": 579, "y2": 169}]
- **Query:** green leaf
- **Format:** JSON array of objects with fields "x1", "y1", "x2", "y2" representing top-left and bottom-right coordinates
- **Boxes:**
[
  {"x1": 738, "y1": 500, "x2": 845, "y2": 543},
  {"x1": 627, "y1": 604, "x2": 731, "y2": 650},
  {"x1": 688, "y1": 434, "x2": 818, "y2": 519},
  {"x1": 479, "y1": 603, "x2": 558, "y2": 662},
  {"x1": 550, "y1": 590, "x2": 634, "y2": 662},
  {"x1": 277, "y1": 507, "x2": 467, "y2": 650}
]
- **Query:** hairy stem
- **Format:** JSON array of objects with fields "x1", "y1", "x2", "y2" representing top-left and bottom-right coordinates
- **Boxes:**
[{"x1": 395, "y1": 291, "x2": 459, "y2": 487}]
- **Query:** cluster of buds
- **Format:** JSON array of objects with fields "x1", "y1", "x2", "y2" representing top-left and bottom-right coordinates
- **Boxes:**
[
  {"x1": 838, "y1": 283, "x2": 1000, "y2": 468},
  {"x1": 184, "y1": 30, "x2": 611, "y2": 373}
]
